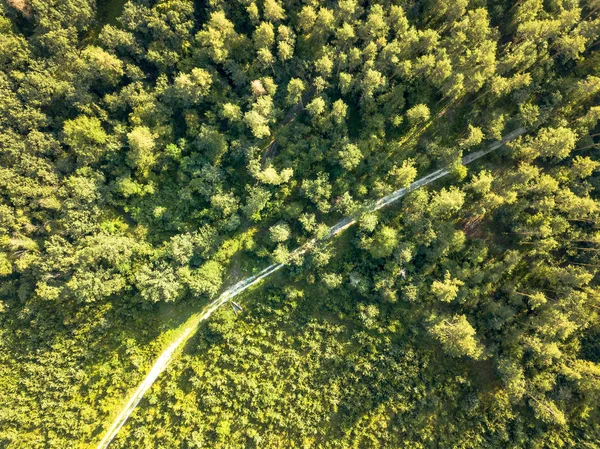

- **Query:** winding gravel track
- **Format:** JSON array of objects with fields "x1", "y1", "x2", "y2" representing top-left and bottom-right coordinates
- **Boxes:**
[{"x1": 96, "y1": 127, "x2": 526, "y2": 448}]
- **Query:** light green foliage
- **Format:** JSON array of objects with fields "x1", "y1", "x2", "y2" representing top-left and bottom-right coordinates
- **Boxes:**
[
  {"x1": 338, "y1": 143, "x2": 363, "y2": 170},
  {"x1": 242, "y1": 185, "x2": 271, "y2": 220},
  {"x1": 498, "y1": 358, "x2": 527, "y2": 401},
  {"x1": 406, "y1": 104, "x2": 430, "y2": 125},
  {"x1": 134, "y1": 262, "x2": 182, "y2": 302},
  {"x1": 63, "y1": 116, "x2": 108, "y2": 163},
  {"x1": 286, "y1": 78, "x2": 304, "y2": 105},
  {"x1": 388, "y1": 159, "x2": 417, "y2": 187},
  {"x1": 220, "y1": 103, "x2": 242, "y2": 122},
  {"x1": 518, "y1": 127, "x2": 578, "y2": 160},
  {"x1": 117, "y1": 176, "x2": 154, "y2": 197},
  {"x1": 82, "y1": 46, "x2": 124, "y2": 85},
  {"x1": 339, "y1": 72, "x2": 353, "y2": 94},
  {"x1": 269, "y1": 222, "x2": 291, "y2": 243},
  {"x1": 263, "y1": 77, "x2": 278, "y2": 95},
  {"x1": 127, "y1": 126, "x2": 156, "y2": 177},
  {"x1": 431, "y1": 271, "x2": 464, "y2": 302},
  {"x1": 254, "y1": 22, "x2": 275, "y2": 49},
  {"x1": 428, "y1": 187, "x2": 465, "y2": 218},
  {"x1": 297, "y1": 5, "x2": 317, "y2": 32},
  {"x1": 263, "y1": 0, "x2": 285, "y2": 22},
  {"x1": 314, "y1": 223, "x2": 330, "y2": 240},
  {"x1": 335, "y1": 192, "x2": 358, "y2": 215},
  {"x1": 359, "y1": 213, "x2": 378, "y2": 232},
  {"x1": 197, "y1": 11, "x2": 240, "y2": 63},
  {"x1": 365, "y1": 225, "x2": 398, "y2": 259},
  {"x1": 519, "y1": 102, "x2": 540, "y2": 127},
  {"x1": 321, "y1": 272, "x2": 342, "y2": 288},
  {"x1": 244, "y1": 110, "x2": 270, "y2": 138},
  {"x1": 468, "y1": 170, "x2": 494, "y2": 195},
  {"x1": 244, "y1": 96, "x2": 274, "y2": 138},
  {"x1": 331, "y1": 99, "x2": 348, "y2": 124},
  {"x1": 197, "y1": 125, "x2": 228, "y2": 162},
  {"x1": 271, "y1": 243, "x2": 290, "y2": 263},
  {"x1": 306, "y1": 96, "x2": 326, "y2": 117},
  {"x1": 529, "y1": 396, "x2": 567, "y2": 426},
  {"x1": 184, "y1": 260, "x2": 224, "y2": 297},
  {"x1": 302, "y1": 173, "x2": 332, "y2": 213},
  {"x1": 315, "y1": 54, "x2": 333, "y2": 78},
  {"x1": 174, "y1": 68, "x2": 212, "y2": 105},
  {"x1": 250, "y1": 162, "x2": 293, "y2": 185},
  {"x1": 277, "y1": 25, "x2": 295, "y2": 61},
  {"x1": 429, "y1": 315, "x2": 484, "y2": 359},
  {"x1": 358, "y1": 303, "x2": 380, "y2": 329},
  {"x1": 246, "y1": 2, "x2": 259, "y2": 23},
  {"x1": 257, "y1": 47, "x2": 274, "y2": 68},
  {"x1": 459, "y1": 125, "x2": 484, "y2": 148},
  {"x1": 360, "y1": 68, "x2": 386, "y2": 99},
  {"x1": 0, "y1": 252, "x2": 12, "y2": 276},
  {"x1": 299, "y1": 213, "x2": 317, "y2": 232},
  {"x1": 527, "y1": 291, "x2": 547, "y2": 309},
  {"x1": 491, "y1": 73, "x2": 532, "y2": 97},
  {"x1": 337, "y1": 22, "x2": 355, "y2": 42},
  {"x1": 571, "y1": 156, "x2": 599, "y2": 179},
  {"x1": 211, "y1": 191, "x2": 239, "y2": 217}
]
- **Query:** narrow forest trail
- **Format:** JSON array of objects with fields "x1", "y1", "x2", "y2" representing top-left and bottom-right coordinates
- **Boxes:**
[{"x1": 95, "y1": 127, "x2": 526, "y2": 449}]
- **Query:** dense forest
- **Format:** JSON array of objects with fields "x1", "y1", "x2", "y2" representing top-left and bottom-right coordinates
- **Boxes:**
[{"x1": 0, "y1": 0, "x2": 599, "y2": 447}]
